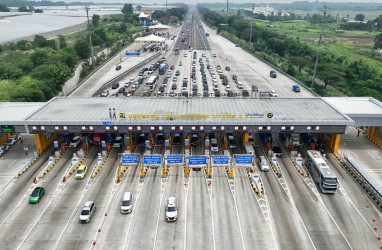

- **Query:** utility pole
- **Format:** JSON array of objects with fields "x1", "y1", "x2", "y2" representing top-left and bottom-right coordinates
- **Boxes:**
[
  {"x1": 311, "y1": 5, "x2": 328, "y2": 89},
  {"x1": 165, "y1": 0, "x2": 168, "y2": 25},
  {"x1": 249, "y1": 3, "x2": 254, "y2": 44},
  {"x1": 226, "y1": 0, "x2": 229, "y2": 32},
  {"x1": 85, "y1": 5, "x2": 95, "y2": 69}
]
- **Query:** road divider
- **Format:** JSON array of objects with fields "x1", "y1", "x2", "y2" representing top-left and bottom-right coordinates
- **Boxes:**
[
  {"x1": 38, "y1": 155, "x2": 60, "y2": 180},
  {"x1": 91, "y1": 151, "x2": 111, "y2": 179}
]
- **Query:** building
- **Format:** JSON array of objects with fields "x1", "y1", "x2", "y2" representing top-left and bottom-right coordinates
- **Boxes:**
[{"x1": 139, "y1": 10, "x2": 153, "y2": 26}]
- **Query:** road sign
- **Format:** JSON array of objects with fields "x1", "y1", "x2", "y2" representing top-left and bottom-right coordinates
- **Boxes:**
[
  {"x1": 103, "y1": 121, "x2": 112, "y2": 126},
  {"x1": 143, "y1": 155, "x2": 162, "y2": 165},
  {"x1": 189, "y1": 156, "x2": 207, "y2": 166},
  {"x1": 213, "y1": 155, "x2": 230, "y2": 165},
  {"x1": 121, "y1": 154, "x2": 138, "y2": 164},
  {"x1": 166, "y1": 155, "x2": 183, "y2": 164},
  {"x1": 125, "y1": 51, "x2": 140, "y2": 56},
  {"x1": 235, "y1": 155, "x2": 253, "y2": 165}
]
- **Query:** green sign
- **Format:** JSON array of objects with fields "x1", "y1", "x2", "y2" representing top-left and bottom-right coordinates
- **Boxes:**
[{"x1": 1, "y1": 126, "x2": 14, "y2": 133}]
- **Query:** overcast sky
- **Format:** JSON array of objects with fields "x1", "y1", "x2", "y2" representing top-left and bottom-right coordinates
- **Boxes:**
[{"x1": 66, "y1": 0, "x2": 382, "y2": 4}]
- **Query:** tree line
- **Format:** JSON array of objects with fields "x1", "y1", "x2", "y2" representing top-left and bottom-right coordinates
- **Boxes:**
[{"x1": 198, "y1": 6, "x2": 382, "y2": 101}]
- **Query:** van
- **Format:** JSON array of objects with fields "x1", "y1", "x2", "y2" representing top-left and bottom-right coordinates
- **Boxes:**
[
  {"x1": 259, "y1": 156, "x2": 270, "y2": 172},
  {"x1": 120, "y1": 192, "x2": 133, "y2": 214}
]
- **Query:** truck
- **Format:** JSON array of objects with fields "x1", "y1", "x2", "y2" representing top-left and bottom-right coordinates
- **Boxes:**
[{"x1": 92, "y1": 133, "x2": 106, "y2": 145}]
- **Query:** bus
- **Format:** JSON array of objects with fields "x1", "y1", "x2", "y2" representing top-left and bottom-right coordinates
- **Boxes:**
[
  {"x1": 146, "y1": 75, "x2": 158, "y2": 91},
  {"x1": 306, "y1": 150, "x2": 338, "y2": 193}
]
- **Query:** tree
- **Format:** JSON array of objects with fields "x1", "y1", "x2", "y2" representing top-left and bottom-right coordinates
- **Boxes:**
[
  {"x1": 136, "y1": 5, "x2": 142, "y2": 11},
  {"x1": 18, "y1": 6, "x2": 28, "y2": 12},
  {"x1": 92, "y1": 14, "x2": 100, "y2": 26},
  {"x1": 355, "y1": 14, "x2": 365, "y2": 22},
  {"x1": 58, "y1": 35, "x2": 66, "y2": 49},
  {"x1": 34, "y1": 9, "x2": 43, "y2": 13},
  {"x1": 74, "y1": 40, "x2": 90, "y2": 59},
  {"x1": 316, "y1": 63, "x2": 345, "y2": 88},
  {"x1": 33, "y1": 35, "x2": 56, "y2": 49},
  {"x1": 374, "y1": 33, "x2": 382, "y2": 50},
  {"x1": 0, "y1": 3, "x2": 10, "y2": 12},
  {"x1": 30, "y1": 49, "x2": 50, "y2": 67},
  {"x1": 122, "y1": 4, "x2": 133, "y2": 15},
  {"x1": 237, "y1": 9, "x2": 241, "y2": 16}
]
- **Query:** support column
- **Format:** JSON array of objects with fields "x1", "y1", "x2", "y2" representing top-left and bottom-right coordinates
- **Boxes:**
[
  {"x1": 35, "y1": 133, "x2": 57, "y2": 154},
  {"x1": 243, "y1": 133, "x2": 249, "y2": 143},
  {"x1": 329, "y1": 134, "x2": 340, "y2": 154}
]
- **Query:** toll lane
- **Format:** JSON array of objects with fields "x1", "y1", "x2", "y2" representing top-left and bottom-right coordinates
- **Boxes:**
[
  {"x1": 186, "y1": 170, "x2": 213, "y2": 250},
  {"x1": 21, "y1": 148, "x2": 99, "y2": 250},
  {"x1": 212, "y1": 167, "x2": 244, "y2": 250},
  {"x1": 155, "y1": 165, "x2": 185, "y2": 249},
  {"x1": 124, "y1": 167, "x2": 162, "y2": 250},
  {"x1": 0, "y1": 149, "x2": 73, "y2": 250},
  {"x1": 57, "y1": 149, "x2": 120, "y2": 250},
  {"x1": 235, "y1": 167, "x2": 276, "y2": 249}
]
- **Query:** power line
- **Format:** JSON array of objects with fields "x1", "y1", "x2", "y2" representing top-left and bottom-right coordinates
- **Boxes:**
[{"x1": 311, "y1": 5, "x2": 329, "y2": 89}]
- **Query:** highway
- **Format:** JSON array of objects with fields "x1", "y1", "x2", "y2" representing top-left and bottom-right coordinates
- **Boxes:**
[{"x1": 0, "y1": 9, "x2": 381, "y2": 250}]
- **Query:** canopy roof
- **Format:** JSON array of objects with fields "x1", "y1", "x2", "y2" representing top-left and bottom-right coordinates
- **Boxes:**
[
  {"x1": 148, "y1": 24, "x2": 170, "y2": 30},
  {"x1": 134, "y1": 34, "x2": 166, "y2": 43}
]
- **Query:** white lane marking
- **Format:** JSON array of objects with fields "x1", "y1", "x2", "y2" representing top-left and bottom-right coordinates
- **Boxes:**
[
  {"x1": 6, "y1": 160, "x2": 17, "y2": 168},
  {"x1": 152, "y1": 173, "x2": 167, "y2": 250},
  {"x1": 122, "y1": 166, "x2": 147, "y2": 250},
  {"x1": 0, "y1": 175, "x2": 14, "y2": 177},
  {"x1": 351, "y1": 152, "x2": 359, "y2": 158},
  {"x1": 183, "y1": 166, "x2": 188, "y2": 250},
  {"x1": 204, "y1": 170, "x2": 216, "y2": 250},
  {"x1": 225, "y1": 168, "x2": 246, "y2": 250},
  {"x1": 367, "y1": 152, "x2": 376, "y2": 159}
]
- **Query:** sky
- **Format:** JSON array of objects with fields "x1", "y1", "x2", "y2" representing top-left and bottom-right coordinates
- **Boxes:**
[{"x1": 63, "y1": 0, "x2": 382, "y2": 4}]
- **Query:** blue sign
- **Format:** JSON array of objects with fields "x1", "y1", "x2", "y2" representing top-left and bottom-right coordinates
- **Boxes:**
[
  {"x1": 121, "y1": 155, "x2": 138, "y2": 164},
  {"x1": 103, "y1": 121, "x2": 112, "y2": 126},
  {"x1": 189, "y1": 156, "x2": 207, "y2": 165},
  {"x1": 213, "y1": 155, "x2": 230, "y2": 165},
  {"x1": 166, "y1": 155, "x2": 183, "y2": 164},
  {"x1": 143, "y1": 155, "x2": 162, "y2": 165},
  {"x1": 125, "y1": 51, "x2": 140, "y2": 56},
  {"x1": 235, "y1": 155, "x2": 253, "y2": 165}
]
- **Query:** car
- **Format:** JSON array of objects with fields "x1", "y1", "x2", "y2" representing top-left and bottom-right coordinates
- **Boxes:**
[
  {"x1": 228, "y1": 135, "x2": 237, "y2": 149},
  {"x1": 175, "y1": 70, "x2": 180, "y2": 76},
  {"x1": 0, "y1": 145, "x2": 10, "y2": 152},
  {"x1": 227, "y1": 90, "x2": 234, "y2": 97},
  {"x1": 118, "y1": 87, "x2": 126, "y2": 93},
  {"x1": 137, "y1": 133, "x2": 146, "y2": 146},
  {"x1": 270, "y1": 70, "x2": 277, "y2": 78},
  {"x1": 120, "y1": 192, "x2": 133, "y2": 214},
  {"x1": 213, "y1": 54, "x2": 217, "y2": 57},
  {"x1": 79, "y1": 201, "x2": 96, "y2": 223},
  {"x1": 232, "y1": 75, "x2": 238, "y2": 80},
  {"x1": 75, "y1": 165, "x2": 88, "y2": 180},
  {"x1": 235, "y1": 44, "x2": 240, "y2": 47},
  {"x1": 69, "y1": 136, "x2": 81, "y2": 147},
  {"x1": 252, "y1": 85, "x2": 258, "y2": 92},
  {"x1": 225, "y1": 66, "x2": 231, "y2": 71},
  {"x1": 147, "y1": 70, "x2": 154, "y2": 74},
  {"x1": 100, "y1": 90, "x2": 109, "y2": 97},
  {"x1": 272, "y1": 146, "x2": 283, "y2": 157},
  {"x1": 190, "y1": 134, "x2": 199, "y2": 146},
  {"x1": 292, "y1": 84, "x2": 301, "y2": 92},
  {"x1": 124, "y1": 82, "x2": 129, "y2": 88},
  {"x1": 172, "y1": 133, "x2": 182, "y2": 145},
  {"x1": 184, "y1": 53, "x2": 188, "y2": 57},
  {"x1": 165, "y1": 197, "x2": 178, "y2": 222},
  {"x1": 169, "y1": 91, "x2": 175, "y2": 97},
  {"x1": 242, "y1": 89, "x2": 249, "y2": 97},
  {"x1": 113, "y1": 136, "x2": 123, "y2": 147},
  {"x1": 210, "y1": 138, "x2": 219, "y2": 152},
  {"x1": 215, "y1": 89, "x2": 221, "y2": 97},
  {"x1": 5, "y1": 137, "x2": 18, "y2": 146},
  {"x1": 216, "y1": 65, "x2": 221, "y2": 70},
  {"x1": 29, "y1": 187, "x2": 45, "y2": 204},
  {"x1": 156, "y1": 133, "x2": 165, "y2": 144},
  {"x1": 111, "y1": 82, "x2": 120, "y2": 89},
  {"x1": 166, "y1": 73, "x2": 171, "y2": 78},
  {"x1": 225, "y1": 85, "x2": 231, "y2": 91},
  {"x1": 116, "y1": 65, "x2": 122, "y2": 70},
  {"x1": 138, "y1": 78, "x2": 144, "y2": 84},
  {"x1": 170, "y1": 65, "x2": 175, "y2": 70},
  {"x1": 270, "y1": 90, "x2": 278, "y2": 97}
]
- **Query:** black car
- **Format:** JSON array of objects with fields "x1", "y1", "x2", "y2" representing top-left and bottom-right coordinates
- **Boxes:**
[
  {"x1": 111, "y1": 82, "x2": 120, "y2": 89},
  {"x1": 138, "y1": 78, "x2": 144, "y2": 84},
  {"x1": 215, "y1": 89, "x2": 221, "y2": 97},
  {"x1": 192, "y1": 90, "x2": 198, "y2": 96},
  {"x1": 252, "y1": 85, "x2": 258, "y2": 92},
  {"x1": 242, "y1": 89, "x2": 249, "y2": 97},
  {"x1": 203, "y1": 90, "x2": 209, "y2": 97},
  {"x1": 190, "y1": 134, "x2": 199, "y2": 146},
  {"x1": 118, "y1": 87, "x2": 126, "y2": 93},
  {"x1": 172, "y1": 134, "x2": 182, "y2": 145},
  {"x1": 272, "y1": 146, "x2": 283, "y2": 157},
  {"x1": 159, "y1": 85, "x2": 165, "y2": 92},
  {"x1": 170, "y1": 65, "x2": 175, "y2": 70},
  {"x1": 116, "y1": 65, "x2": 122, "y2": 70},
  {"x1": 225, "y1": 66, "x2": 230, "y2": 71},
  {"x1": 227, "y1": 90, "x2": 234, "y2": 97},
  {"x1": 156, "y1": 133, "x2": 165, "y2": 145}
]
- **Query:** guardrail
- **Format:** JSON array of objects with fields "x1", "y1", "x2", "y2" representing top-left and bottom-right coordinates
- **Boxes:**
[
  {"x1": 340, "y1": 154, "x2": 382, "y2": 209},
  {"x1": 92, "y1": 51, "x2": 162, "y2": 97}
]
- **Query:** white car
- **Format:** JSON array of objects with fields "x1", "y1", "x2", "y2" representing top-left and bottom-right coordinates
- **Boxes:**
[
  {"x1": 100, "y1": 90, "x2": 109, "y2": 97},
  {"x1": 210, "y1": 138, "x2": 219, "y2": 152},
  {"x1": 213, "y1": 54, "x2": 217, "y2": 57},
  {"x1": 147, "y1": 70, "x2": 154, "y2": 74},
  {"x1": 165, "y1": 197, "x2": 178, "y2": 222},
  {"x1": 69, "y1": 136, "x2": 81, "y2": 147},
  {"x1": 270, "y1": 90, "x2": 278, "y2": 97},
  {"x1": 184, "y1": 53, "x2": 187, "y2": 57},
  {"x1": 172, "y1": 77, "x2": 177, "y2": 82},
  {"x1": 225, "y1": 85, "x2": 231, "y2": 91},
  {"x1": 79, "y1": 201, "x2": 96, "y2": 223},
  {"x1": 166, "y1": 73, "x2": 171, "y2": 78}
]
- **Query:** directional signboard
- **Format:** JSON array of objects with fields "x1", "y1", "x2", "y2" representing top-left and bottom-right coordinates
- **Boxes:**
[
  {"x1": 235, "y1": 155, "x2": 253, "y2": 165},
  {"x1": 125, "y1": 51, "x2": 140, "y2": 56},
  {"x1": 143, "y1": 155, "x2": 162, "y2": 165},
  {"x1": 212, "y1": 155, "x2": 230, "y2": 165},
  {"x1": 189, "y1": 156, "x2": 207, "y2": 166},
  {"x1": 166, "y1": 155, "x2": 183, "y2": 164},
  {"x1": 121, "y1": 154, "x2": 138, "y2": 165}
]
